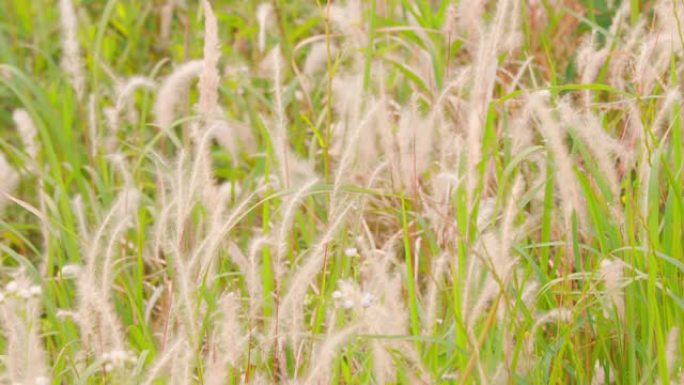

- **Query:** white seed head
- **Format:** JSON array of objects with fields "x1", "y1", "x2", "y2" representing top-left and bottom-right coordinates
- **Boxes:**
[{"x1": 61, "y1": 264, "x2": 82, "y2": 279}]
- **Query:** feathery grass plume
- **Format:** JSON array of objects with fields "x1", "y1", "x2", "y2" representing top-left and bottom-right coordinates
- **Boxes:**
[
  {"x1": 115, "y1": 76, "x2": 156, "y2": 125},
  {"x1": 651, "y1": 89, "x2": 681, "y2": 139},
  {"x1": 154, "y1": 60, "x2": 204, "y2": 131},
  {"x1": 228, "y1": 236, "x2": 266, "y2": 320},
  {"x1": 160, "y1": 0, "x2": 183, "y2": 43},
  {"x1": 210, "y1": 116, "x2": 246, "y2": 162},
  {"x1": 76, "y1": 187, "x2": 140, "y2": 364},
  {"x1": 442, "y1": 4, "x2": 458, "y2": 38},
  {"x1": 635, "y1": 35, "x2": 672, "y2": 95},
  {"x1": 268, "y1": 45, "x2": 315, "y2": 187},
  {"x1": 396, "y1": 96, "x2": 433, "y2": 192},
  {"x1": 359, "y1": 248, "x2": 415, "y2": 383},
  {"x1": 139, "y1": 338, "x2": 186, "y2": 385},
  {"x1": 666, "y1": 327, "x2": 680, "y2": 377},
  {"x1": 0, "y1": 271, "x2": 49, "y2": 385},
  {"x1": 198, "y1": 0, "x2": 220, "y2": 123},
  {"x1": 303, "y1": 42, "x2": 332, "y2": 77},
  {"x1": 0, "y1": 152, "x2": 19, "y2": 210},
  {"x1": 256, "y1": 3, "x2": 273, "y2": 54},
  {"x1": 273, "y1": 178, "x2": 318, "y2": 283},
  {"x1": 457, "y1": 0, "x2": 486, "y2": 42},
  {"x1": 328, "y1": 0, "x2": 365, "y2": 46},
  {"x1": 591, "y1": 360, "x2": 610, "y2": 385},
  {"x1": 204, "y1": 292, "x2": 246, "y2": 385},
  {"x1": 275, "y1": 202, "x2": 353, "y2": 354},
  {"x1": 302, "y1": 325, "x2": 359, "y2": 384},
  {"x1": 576, "y1": 34, "x2": 610, "y2": 104},
  {"x1": 557, "y1": 98, "x2": 623, "y2": 210},
  {"x1": 329, "y1": 74, "x2": 363, "y2": 157},
  {"x1": 599, "y1": 258, "x2": 625, "y2": 320},
  {"x1": 12, "y1": 109, "x2": 38, "y2": 160},
  {"x1": 58, "y1": 0, "x2": 85, "y2": 100},
  {"x1": 464, "y1": 0, "x2": 518, "y2": 208},
  {"x1": 179, "y1": 0, "x2": 222, "y2": 216},
  {"x1": 425, "y1": 253, "x2": 448, "y2": 334},
  {"x1": 525, "y1": 307, "x2": 574, "y2": 360},
  {"x1": 464, "y1": 177, "x2": 523, "y2": 333},
  {"x1": 357, "y1": 242, "x2": 427, "y2": 383},
  {"x1": 528, "y1": 91, "x2": 583, "y2": 229}
]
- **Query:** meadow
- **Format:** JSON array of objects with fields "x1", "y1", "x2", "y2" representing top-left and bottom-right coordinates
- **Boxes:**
[{"x1": 0, "y1": 0, "x2": 683, "y2": 383}]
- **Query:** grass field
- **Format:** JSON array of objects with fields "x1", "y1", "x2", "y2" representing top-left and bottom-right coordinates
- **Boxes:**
[{"x1": 1, "y1": 0, "x2": 683, "y2": 383}]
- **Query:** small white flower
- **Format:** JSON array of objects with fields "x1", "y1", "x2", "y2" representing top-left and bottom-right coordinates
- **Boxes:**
[
  {"x1": 5, "y1": 280, "x2": 19, "y2": 293},
  {"x1": 343, "y1": 299, "x2": 354, "y2": 309},
  {"x1": 331, "y1": 290, "x2": 343, "y2": 299},
  {"x1": 34, "y1": 376, "x2": 50, "y2": 385},
  {"x1": 56, "y1": 309, "x2": 75, "y2": 319},
  {"x1": 19, "y1": 288, "x2": 33, "y2": 299},
  {"x1": 103, "y1": 349, "x2": 136, "y2": 369},
  {"x1": 60, "y1": 264, "x2": 81, "y2": 278},
  {"x1": 29, "y1": 285, "x2": 42, "y2": 296},
  {"x1": 360, "y1": 292, "x2": 374, "y2": 307},
  {"x1": 344, "y1": 247, "x2": 358, "y2": 257}
]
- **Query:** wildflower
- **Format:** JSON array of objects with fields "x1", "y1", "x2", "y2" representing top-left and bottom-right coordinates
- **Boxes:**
[
  {"x1": 19, "y1": 285, "x2": 41, "y2": 299},
  {"x1": 56, "y1": 309, "x2": 76, "y2": 320},
  {"x1": 344, "y1": 247, "x2": 358, "y2": 257},
  {"x1": 102, "y1": 349, "x2": 136, "y2": 370},
  {"x1": 360, "y1": 292, "x2": 374, "y2": 308},
  {"x1": 5, "y1": 281, "x2": 19, "y2": 293},
  {"x1": 60, "y1": 264, "x2": 81, "y2": 279}
]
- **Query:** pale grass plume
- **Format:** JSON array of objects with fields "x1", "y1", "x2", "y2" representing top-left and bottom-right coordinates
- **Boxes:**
[
  {"x1": 76, "y1": 186, "x2": 140, "y2": 360},
  {"x1": 256, "y1": 3, "x2": 273, "y2": 53},
  {"x1": 557, "y1": 98, "x2": 623, "y2": 210},
  {"x1": 59, "y1": 0, "x2": 85, "y2": 99},
  {"x1": 600, "y1": 258, "x2": 625, "y2": 321},
  {"x1": 115, "y1": 76, "x2": 156, "y2": 125},
  {"x1": 269, "y1": 45, "x2": 316, "y2": 187},
  {"x1": 198, "y1": 0, "x2": 220, "y2": 122},
  {"x1": 303, "y1": 42, "x2": 332, "y2": 76},
  {"x1": 328, "y1": 0, "x2": 365, "y2": 45},
  {"x1": 154, "y1": 60, "x2": 204, "y2": 131},
  {"x1": 228, "y1": 237, "x2": 265, "y2": 320},
  {"x1": 464, "y1": 0, "x2": 519, "y2": 207},
  {"x1": 0, "y1": 272, "x2": 48, "y2": 385},
  {"x1": 442, "y1": 4, "x2": 458, "y2": 38},
  {"x1": 528, "y1": 91, "x2": 583, "y2": 228},
  {"x1": 667, "y1": 327, "x2": 680, "y2": 374},
  {"x1": 576, "y1": 34, "x2": 610, "y2": 104},
  {"x1": 396, "y1": 97, "x2": 433, "y2": 192},
  {"x1": 12, "y1": 109, "x2": 38, "y2": 160},
  {"x1": 275, "y1": 203, "x2": 353, "y2": 349},
  {"x1": 525, "y1": 307, "x2": 574, "y2": 359},
  {"x1": 0, "y1": 152, "x2": 19, "y2": 210},
  {"x1": 203, "y1": 292, "x2": 246, "y2": 385},
  {"x1": 160, "y1": 0, "x2": 185, "y2": 42},
  {"x1": 302, "y1": 325, "x2": 359, "y2": 384},
  {"x1": 273, "y1": 178, "x2": 319, "y2": 282}
]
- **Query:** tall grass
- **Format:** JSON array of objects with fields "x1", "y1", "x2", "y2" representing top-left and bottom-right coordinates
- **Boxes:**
[{"x1": 0, "y1": 0, "x2": 683, "y2": 384}]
